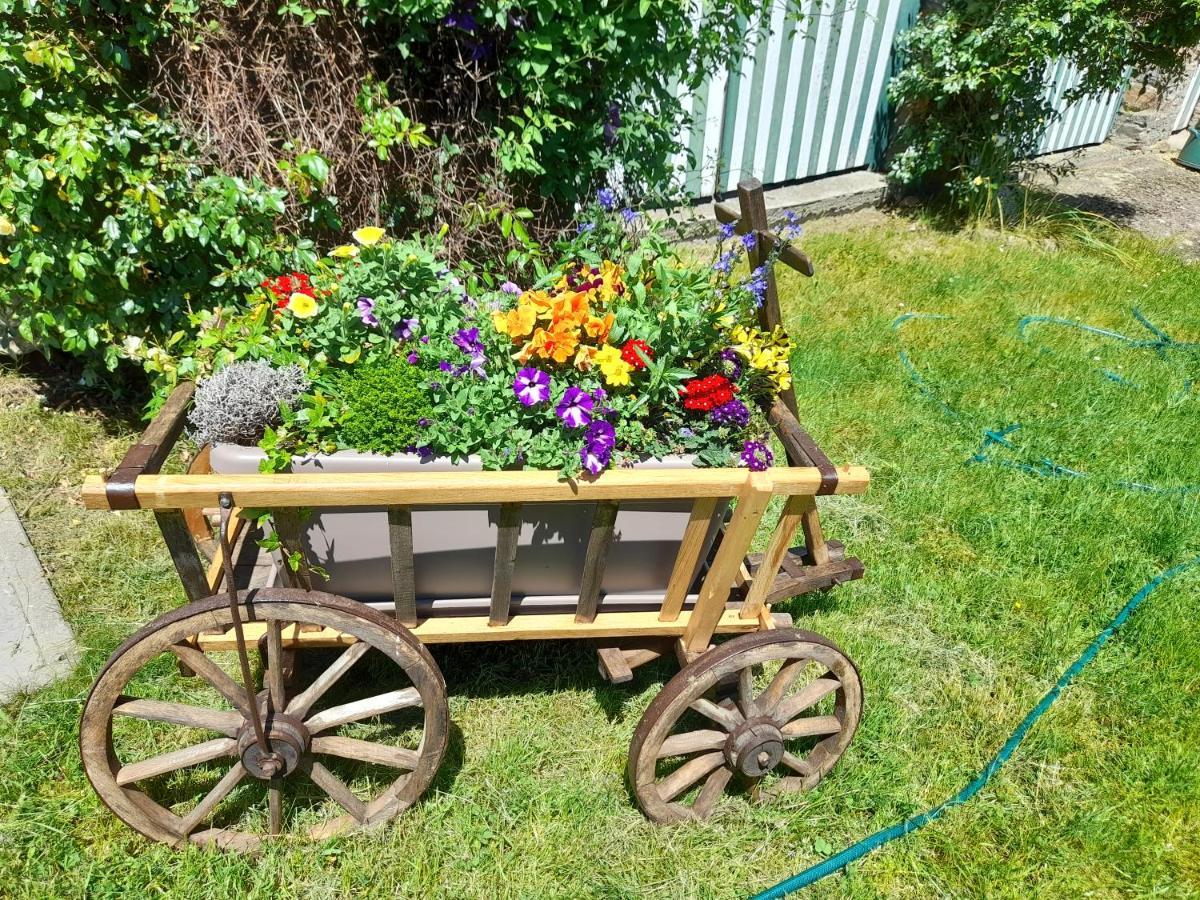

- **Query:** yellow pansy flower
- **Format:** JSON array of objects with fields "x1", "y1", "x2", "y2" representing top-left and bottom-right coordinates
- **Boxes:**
[
  {"x1": 288, "y1": 293, "x2": 320, "y2": 318},
  {"x1": 352, "y1": 226, "x2": 386, "y2": 246},
  {"x1": 594, "y1": 344, "x2": 632, "y2": 386},
  {"x1": 329, "y1": 244, "x2": 359, "y2": 258}
]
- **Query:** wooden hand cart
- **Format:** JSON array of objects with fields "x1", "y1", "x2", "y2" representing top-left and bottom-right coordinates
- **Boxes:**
[{"x1": 79, "y1": 181, "x2": 870, "y2": 850}]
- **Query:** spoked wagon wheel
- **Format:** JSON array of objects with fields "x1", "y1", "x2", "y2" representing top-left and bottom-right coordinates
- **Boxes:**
[
  {"x1": 628, "y1": 629, "x2": 862, "y2": 823},
  {"x1": 81, "y1": 588, "x2": 448, "y2": 851}
]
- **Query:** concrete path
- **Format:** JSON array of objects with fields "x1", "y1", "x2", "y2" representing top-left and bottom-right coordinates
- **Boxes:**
[
  {"x1": 0, "y1": 487, "x2": 77, "y2": 702},
  {"x1": 1037, "y1": 143, "x2": 1200, "y2": 257}
]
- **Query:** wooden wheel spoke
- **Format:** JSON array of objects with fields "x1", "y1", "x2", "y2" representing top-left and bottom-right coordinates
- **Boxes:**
[
  {"x1": 779, "y1": 751, "x2": 813, "y2": 777},
  {"x1": 757, "y1": 658, "x2": 807, "y2": 713},
  {"x1": 311, "y1": 735, "x2": 420, "y2": 770},
  {"x1": 657, "y1": 751, "x2": 726, "y2": 802},
  {"x1": 305, "y1": 758, "x2": 366, "y2": 823},
  {"x1": 304, "y1": 687, "x2": 422, "y2": 734},
  {"x1": 113, "y1": 696, "x2": 242, "y2": 737},
  {"x1": 692, "y1": 766, "x2": 733, "y2": 817},
  {"x1": 178, "y1": 762, "x2": 247, "y2": 836},
  {"x1": 266, "y1": 621, "x2": 287, "y2": 713},
  {"x1": 774, "y1": 677, "x2": 841, "y2": 724},
  {"x1": 116, "y1": 737, "x2": 238, "y2": 786},
  {"x1": 781, "y1": 715, "x2": 842, "y2": 739},
  {"x1": 268, "y1": 780, "x2": 283, "y2": 836},
  {"x1": 737, "y1": 666, "x2": 757, "y2": 717},
  {"x1": 657, "y1": 729, "x2": 727, "y2": 759},
  {"x1": 285, "y1": 641, "x2": 370, "y2": 720},
  {"x1": 689, "y1": 697, "x2": 742, "y2": 732},
  {"x1": 169, "y1": 644, "x2": 252, "y2": 718}
]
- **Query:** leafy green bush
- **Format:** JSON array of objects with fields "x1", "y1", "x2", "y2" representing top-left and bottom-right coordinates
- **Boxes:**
[
  {"x1": 334, "y1": 354, "x2": 433, "y2": 455},
  {"x1": 0, "y1": 0, "x2": 314, "y2": 381},
  {"x1": 888, "y1": 0, "x2": 1200, "y2": 209}
]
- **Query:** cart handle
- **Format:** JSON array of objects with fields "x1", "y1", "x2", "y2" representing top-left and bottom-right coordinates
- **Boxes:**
[
  {"x1": 767, "y1": 399, "x2": 840, "y2": 495},
  {"x1": 105, "y1": 381, "x2": 195, "y2": 510}
]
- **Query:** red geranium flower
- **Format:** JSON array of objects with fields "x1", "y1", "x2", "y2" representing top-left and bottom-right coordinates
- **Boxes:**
[
  {"x1": 261, "y1": 272, "x2": 315, "y2": 309},
  {"x1": 621, "y1": 338, "x2": 655, "y2": 369},
  {"x1": 679, "y1": 374, "x2": 737, "y2": 412}
]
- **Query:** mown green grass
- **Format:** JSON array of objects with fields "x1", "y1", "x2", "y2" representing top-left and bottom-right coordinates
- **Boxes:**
[{"x1": 1, "y1": 214, "x2": 1198, "y2": 898}]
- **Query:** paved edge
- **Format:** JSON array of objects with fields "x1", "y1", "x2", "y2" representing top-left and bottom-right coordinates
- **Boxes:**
[{"x1": 0, "y1": 487, "x2": 78, "y2": 703}]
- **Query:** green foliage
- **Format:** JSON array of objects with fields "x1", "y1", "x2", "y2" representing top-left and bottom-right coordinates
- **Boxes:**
[
  {"x1": 0, "y1": 0, "x2": 314, "y2": 381},
  {"x1": 352, "y1": 0, "x2": 772, "y2": 201},
  {"x1": 889, "y1": 0, "x2": 1200, "y2": 208},
  {"x1": 334, "y1": 354, "x2": 434, "y2": 455}
]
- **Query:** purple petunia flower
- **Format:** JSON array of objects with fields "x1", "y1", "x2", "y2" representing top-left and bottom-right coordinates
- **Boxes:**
[
  {"x1": 740, "y1": 439, "x2": 774, "y2": 472},
  {"x1": 356, "y1": 296, "x2": 379, "y2": 328},
  {"x1": 555, "y1": 387, "x2": 593, "y2": 429},
  {"x1": 500, "y1": 281, "x2": 522, "y2": 295},
  {"x1": 740, "y1": 232, "x2": 757, "y2": 252},
  {"x1": 711, "y1": 398, "x2": 750, "y2": 428},
  {"x1": 438, "y1": 360, "x2": 453, "y2": 372},
  {"x1": 513, "y1": 367, "x2": 551, "y2": 406},
  {"x1": 420, "y1": 335, "x2": 430, "y2": 344},
  {"x1": 407, "y1": 351, "x2": 420, "y2": 365},
  {"x1": 718, "y1": 222, "x2": 736, "y2": 240},
  {"x1": 596, "y1": 188, "x2": 617, "y2": 212},
  {"x1": 580, "y1": 420, "x2": 616, "y2": 475},
  {"x1": 418, "y1": 417, "x2": 430, "y2": 428},
  {"x1": 394, "y1": 316, "x2": 419, "y2": 340}
]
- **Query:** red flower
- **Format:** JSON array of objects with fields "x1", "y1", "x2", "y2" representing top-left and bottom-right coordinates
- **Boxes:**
[
  {"x1": 621, "y1": 338, "x2": 655, "y2": 369},
  {"x1": 679, "y1": 374, "x2": 736, "y2": 412},
  {"x1": 261, "y1": 272, "x2": 315, "y2": 309}
]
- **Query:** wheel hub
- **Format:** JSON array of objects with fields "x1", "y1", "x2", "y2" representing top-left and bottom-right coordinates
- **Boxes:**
[
  {"x1": 238, "y1": 714, "x2": 309, "y2": 780},
  {"x1": 725, "y1": 718, "x2": 784, "y2": 777}
]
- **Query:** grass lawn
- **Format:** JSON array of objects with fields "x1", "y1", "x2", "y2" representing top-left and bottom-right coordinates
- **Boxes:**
[{"x1": 1, "y1": 212, "x2": 1198, "y2": 898}]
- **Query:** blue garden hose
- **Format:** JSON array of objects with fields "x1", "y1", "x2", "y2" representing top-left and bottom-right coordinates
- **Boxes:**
[{"x1": 752, "y1": 556, "x2": 1200, "y2": 898}]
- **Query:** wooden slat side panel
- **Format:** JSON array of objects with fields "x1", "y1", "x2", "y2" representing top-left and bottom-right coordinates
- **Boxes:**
[
  {"x1": 575, "y1": 501, "x2": 619, "y2": 623},
  {"x1": 271, "y1": 508, "x2": 313, "y2": 591},
  {"x1": 388, "y1": 506, "x2": 416, "y2": 626},
  {"x1": 660, "y1": 497, "x2": 720, "y2": 622},
  {"x1": 489, "y1": 503, "x2": 522, "y2": 626}
]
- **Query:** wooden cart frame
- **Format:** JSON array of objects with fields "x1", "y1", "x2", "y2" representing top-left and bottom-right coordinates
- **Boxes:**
[{"x1": 78, "y1": 181, "x2": 870, "y2": 848}]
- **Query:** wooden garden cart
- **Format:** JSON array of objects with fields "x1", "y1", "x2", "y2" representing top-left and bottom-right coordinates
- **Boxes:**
[{"x1": 79, "y1": 181, "x2": 870, "y2": 850}]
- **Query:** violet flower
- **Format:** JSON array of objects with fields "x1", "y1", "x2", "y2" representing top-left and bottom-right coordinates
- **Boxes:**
[
  {"x1": 513, "y1": 368, "x2": 551, "y2": 406},
  {"x1": 577, "y1": 222, "x2": 595, "y2": 235},
  {"x1": 718, "y1": 347, "x2": 743, "y2": 380},
  {"x1": 356, "y1": 296, "x2": 379, "y2": 328},
  {"x1": 406, "y1": 351, "x2": 420, "y2": 365},
  {"x1": 621, "y1": 207, "x2": 637, "y2": 225},
  {"x1": 740, "y1": 440, "x2": 773, "y2": 472},
  {"x1": 581, "y1": 420, "x2": 616, "y2": 475},
  {"x1": 500, "y1": 281, "x2": 523, "y2": 295},
  {"x1": 394, "y1": 317, "x2": 419, "y2": 340},
  {"x1": 711, "y1": 398, "x2": 750, "y2": 428},
  {"x1": 718, "y1": 222, "x2": 736, "y2": 240},
  {"x1": 741, "y1": 232, "x2": 757, "y2": 252},
  {"x1": 596, "y1": 187, "x2": 617, "y2": 212},
  {"x1": 555, "y1": 387, "x2": 593, "y2": 429},
  {"x1": 713, "y1": 250, "x2": 737, "y2": 275},
  {"x1": 743, "y1": 266, "x2": 768, "y2": 307}
]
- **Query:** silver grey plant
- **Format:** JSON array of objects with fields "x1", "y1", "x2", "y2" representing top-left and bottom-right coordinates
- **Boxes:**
[{"x1": 189, "y1": 360, "x2": 308, "y2": 446}]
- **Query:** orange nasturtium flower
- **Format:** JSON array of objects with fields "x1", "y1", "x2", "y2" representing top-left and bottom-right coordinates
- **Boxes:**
[
  {"x1": 492, "y1": 303, "x2": 536, "y2": 339},
  {"x1": 525, "y1": 326, "x2": 579, "y2": 364}
]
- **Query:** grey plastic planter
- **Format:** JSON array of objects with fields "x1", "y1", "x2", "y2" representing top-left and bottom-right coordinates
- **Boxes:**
[{"x1": 210, "y1": 445, "x2": 725, "y2": 617}]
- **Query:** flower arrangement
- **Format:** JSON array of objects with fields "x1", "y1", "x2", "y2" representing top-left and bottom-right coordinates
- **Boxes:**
[{"x1": 190, "y1": 195, "x2": 800, "y2": 476}]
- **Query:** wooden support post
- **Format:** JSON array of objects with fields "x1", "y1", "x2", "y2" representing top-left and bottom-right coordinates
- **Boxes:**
[
  {"x1": 387, "y1": 506, "x2": 416, "y2": 627},
  {"x1": 271, "y1": 508, "x2": 312, "y2": 591},
  {"x1": 489, "y1": 503, "x2": 522, "y2": 626},
  {"x1": 659, "y1": 496, "x2": 720, "y2": 622},
  {"x1": 682, "y1": 478, "x2": 772, "y2": 653},
  {"x1": 575, "y1": 501, "x2": 619, "y2": 623},
  {"x1": 155, "y1": 510, "x2": 211, "y2": 603},
  {"x1": 739, "y1": 494, "x2": 806, "y2": 619},
  {"x1": 799, "y1": 495, "x2": 830, "y2": 566}
]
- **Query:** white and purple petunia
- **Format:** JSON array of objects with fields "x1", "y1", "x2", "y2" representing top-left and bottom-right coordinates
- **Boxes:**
[
  {"x1": 513, "y1": 367, "x2": 551, "y2": 406},
  {"x1": 555, "y1": 387, "x2": 594, "y2": 429},
  {"x1": 356, "y1": 296, "x2": 379, "y2": 328},
  {"x1": 394, "y1": 316, "x2": 419, "y2": 340},
  {"x1": 580, "y1": 420, "x2": 616, "y2": 474}
]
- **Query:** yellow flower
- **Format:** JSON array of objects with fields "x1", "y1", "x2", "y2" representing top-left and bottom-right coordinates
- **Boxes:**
[
  {"x1": 594, "y1": 344, "x2": 632, "y2": 386},
  {"x1": 329, "y1": 244, "x2": 359, "y2": 258},
  {"x1": 0, "y1": 217, "x2": 15, "y2": 236},
  {"x1": 288, "y1": 293, "x2": 320, "y2": 318},
  {"x1": 352, "y1": 226, "x2": 386, "y2": 246}
]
